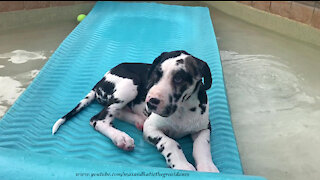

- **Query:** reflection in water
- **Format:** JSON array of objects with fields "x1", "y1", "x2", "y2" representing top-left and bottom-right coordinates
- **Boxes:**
[
  {"x1": 220, "y1": 50, "x2": 320, "y2": 179},
  {"x1": 220, "y1": 50, "x2": 318, "y2": 115}
]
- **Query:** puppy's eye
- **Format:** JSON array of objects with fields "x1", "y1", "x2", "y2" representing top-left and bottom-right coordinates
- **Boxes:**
[{"x1": 173, "y1": 75, "x2": 182, "y2": 83}]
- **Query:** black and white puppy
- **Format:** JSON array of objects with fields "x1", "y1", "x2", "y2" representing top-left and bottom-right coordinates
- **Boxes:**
[{"x1": 52, "y1": 50, "x2": 219, "y2": 172}]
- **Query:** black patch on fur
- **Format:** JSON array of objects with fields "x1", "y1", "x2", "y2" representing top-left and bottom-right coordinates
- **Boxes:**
[
  {"x1": 169, "y1": 95, "x2": 173, "y2": 103},
  {"x1": 90, "y1": 107, "x2": 110, "y2": 121},
  {"x1": 192, "y1": 80, "x2": 201, "y2": 95},
  {"x1": 143, "y1": 108, "x2": 151, "y2": 117},
  {"x1": 172, "y1": 70, "x2": 192, "y2": 103},
  {"x1": 163, "y1": 104, "x2": 177, "y2": 116},
  {"x1": 62, "y1": 103, "x2": 80, "y2": 120},
  {"x1": 85, "y1": 96, "x2": 89, "y2": 99},
  {"x1": 176, "y1": 59, "x2": 184, "y2": 65},
  {"x1": 190, "y1": 107, "x2": 196, "y2": 112},
  {"x1": 110, "y1": 122, "x2": 115, "y2": 128},
  {"x1": 110, "y1": 63, "x2": 151, "y2": 86},
  {"x1": 148, "y1": 136, "x2": 162, "y2": 145},
  {"x1": 208, "y1": 121, "x2": 212, "y2": 132},
  {"x1": 167, "y1": 158, "x2": 171, "y2": 163},
  {"x1": 158, "y1": 144, "x2": 165, "y2": 152},
  {"x1": 199, "y1": 100, "x2": 207, "y2": 114},
  {"x1": 198, "y1": 91, "x2": 207, "y2": 103},
  {"x1": 207, "y1": 140, "x2": 210, "y2": 144},
  {"x1": 198, "y1": 89, "x2": 208, "y2": 114},
  {"x1": 185, "y1": 94, "x2": 192, "y2": 101},
  {"x1": 93, "y1": 121, "x2": 97, "y2": 128},
  {"x1": 185, "y1": 56, "x2": 200, "y2": 77},
  {"x1": 172, "y1": 164, "x2": 175, "y2": 168},
  {"x1": 173, "y1": 70, "x2": 193, "y2": 85},
  {"x1": 199, "y1": 104, "x2": 206, "y2": 114},
  {"x1": 173, "y1": 93, "x2": 182, "y2": 102},
  {"x1": 180, "y1": 85, "x2": 188, "y2": 94},
  {"x1": 94, "y1": 79, "x2": 125, "y2": 107},
  {"x1": 167, "y1": 153, "x2": 172, "y2": 158},
  {"x1": 177, "y1": 144, "x2": 181, "y2": 149},
  {"x1": 109, "y1": 114, "x2": 113, "y2": 117},
  {"x1": 181, "y1": 94, "x2": 188, "y2": 102},
  {"x1": 147, "y1": 67, "x2": 163, "y2": 90},
  {"x1": 95, "y1": 81, "x2": 115, "y2": 97}
]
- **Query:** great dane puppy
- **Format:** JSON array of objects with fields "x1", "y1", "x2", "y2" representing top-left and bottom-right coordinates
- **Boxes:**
[{"x1": 52, "y1": 50, "x2": 219, "y2": 172}]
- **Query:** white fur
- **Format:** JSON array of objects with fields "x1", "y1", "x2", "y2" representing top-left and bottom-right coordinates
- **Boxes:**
[
  {"x1": 104, "y1": 72, "x2": 138, "y2": 102},
  {"x1": 52, "y1": 118, "x2": 65, "y2": 135}
]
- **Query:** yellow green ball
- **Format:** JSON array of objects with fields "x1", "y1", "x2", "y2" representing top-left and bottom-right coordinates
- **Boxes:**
[{"x1": 77, "y1": 14, "x2": 86, "y2": 22}]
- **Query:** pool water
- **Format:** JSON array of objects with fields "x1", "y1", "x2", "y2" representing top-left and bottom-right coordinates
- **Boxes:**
[
  {"x1": 212, "y1": 8, "x2": 320, "y2": 180},
  {"x1": 0, "y1": 21, "x2": 77, "y2": 117},
  {"x1": 0, "y1": 5, "x2": 319, "y2": 180}
]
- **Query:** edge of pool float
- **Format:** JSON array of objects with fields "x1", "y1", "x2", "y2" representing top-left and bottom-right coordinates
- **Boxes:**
[
  {"x1": 0, "y1": 1, "x2": 266, "y2": 180},
  {"x1": 0, "y1": 147, "x2": 266, "y2": 180}
]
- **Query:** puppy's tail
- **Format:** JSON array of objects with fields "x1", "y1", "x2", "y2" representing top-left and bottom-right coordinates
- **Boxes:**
[{"x1": 52, "y1": 90, "x2": 96, "y2": 135}]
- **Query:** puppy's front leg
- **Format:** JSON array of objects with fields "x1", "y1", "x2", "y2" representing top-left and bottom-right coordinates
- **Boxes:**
[
  {"x1": 191, "y1": 128, "x2": 219, "y2": 172},
  {"x1": 144, "y1": 117, "x2": 196, "y2": 171}
]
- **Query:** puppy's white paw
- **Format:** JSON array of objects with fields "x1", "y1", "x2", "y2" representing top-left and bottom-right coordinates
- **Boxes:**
[
  {"x1": 196, "y1": 163, "x2": 219, "y2": 173},
  {"x1": 112, "y1": 132, "x2": 135, "y2": 151},
  {"x1": 172, "y1": 162, "x2": 196, "y2": 171}
]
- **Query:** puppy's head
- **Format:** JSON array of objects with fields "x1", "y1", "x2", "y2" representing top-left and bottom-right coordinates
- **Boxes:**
[{"x1": 145, "y1": 50, "x2": 212, "y2": 117}]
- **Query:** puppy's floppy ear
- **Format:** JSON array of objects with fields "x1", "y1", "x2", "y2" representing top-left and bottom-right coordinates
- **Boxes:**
[
  {"x1": 147, "y1": 52, "x2": 166, "y2": 79},
  {"x1": 194, "y1": 56, "x2": 212, "y2": 91}
]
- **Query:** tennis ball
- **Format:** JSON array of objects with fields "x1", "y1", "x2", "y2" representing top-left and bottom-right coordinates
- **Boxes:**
[{"x1": 77, "y1": 14, "x2": 86, "y2": 22}]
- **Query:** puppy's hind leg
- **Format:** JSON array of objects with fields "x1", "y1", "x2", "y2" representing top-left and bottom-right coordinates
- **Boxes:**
[
  {"x1": 90, "y1": 106, "x2": 135, "y2": 151},
  {"x1": 90, "y1": 77, "x2": 139, "y2": 151}
]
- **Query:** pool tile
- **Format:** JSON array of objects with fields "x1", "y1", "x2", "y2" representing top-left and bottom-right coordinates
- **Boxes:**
[
  {"x1": 270, "y1": 1, "x2": 292, "y2": 18},
  {"x1": 311, "y1": 8, "x2": 320, "y2": 29},
  {"x1": 0, "y1": 1, "x2": 24, "y2": 12},
  {"x1": 289, "y1": 2, "x2": 314, "y2": 24},
  {"x1": 252, "y1": 1, "x2": 271, "y2": 12},
  {"x1": 24, "y1": 1, "x2": 50, "y2": 10}
]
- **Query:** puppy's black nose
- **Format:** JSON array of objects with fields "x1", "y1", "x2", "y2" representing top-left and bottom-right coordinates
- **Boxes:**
[
  {"x1": 147, "y1": 98, "x2": 160, "y2": 110},
  {"x1": 149, "y1": 98, "x2": 160, "y2": 105}
]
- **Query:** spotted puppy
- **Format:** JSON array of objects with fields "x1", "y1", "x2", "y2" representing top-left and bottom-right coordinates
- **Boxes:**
[{"x1": 52, "y1": 50, "x2": 219, "y2": 172}]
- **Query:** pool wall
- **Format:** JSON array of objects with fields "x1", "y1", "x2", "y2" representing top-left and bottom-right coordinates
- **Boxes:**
[
  {"x1": 1, "y1": 1, "x2": 319, "y2": 47},
  {"x1": 0, "y1": 1, "x2": 96, "y2": 31},
  {"x1": 204, "y1": 1, "x2": 320, "y2": 47}
]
